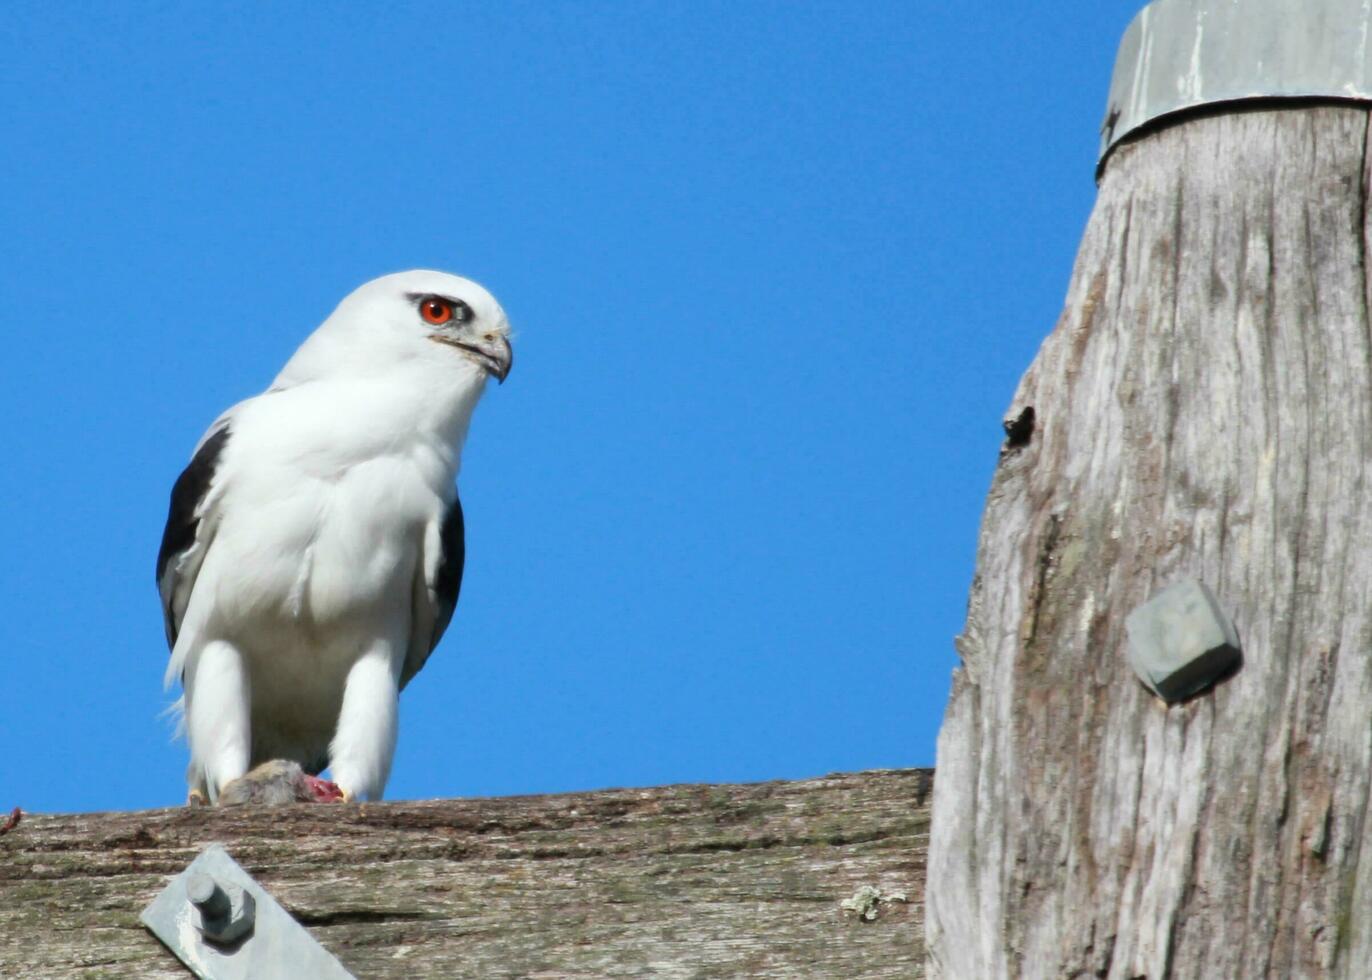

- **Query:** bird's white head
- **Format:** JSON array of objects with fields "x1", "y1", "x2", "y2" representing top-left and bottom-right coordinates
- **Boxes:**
[{"x1": 274, "y1": 270, "x2": 513, "y2": 391}]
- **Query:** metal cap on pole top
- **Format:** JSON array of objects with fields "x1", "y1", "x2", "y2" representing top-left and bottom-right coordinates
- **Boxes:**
[{"x1": 1100, "y1": 0, "x2": 1372, "y2": 173}]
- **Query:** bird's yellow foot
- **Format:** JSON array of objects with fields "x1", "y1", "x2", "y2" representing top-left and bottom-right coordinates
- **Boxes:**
[{"x1": 187, "y1": 788, "x2": 209, "y2": 807}]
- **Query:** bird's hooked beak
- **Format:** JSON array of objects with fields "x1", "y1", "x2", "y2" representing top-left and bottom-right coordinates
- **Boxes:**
[{"x1": 432, "y1": 330, "x2": 513, "y2": 384}]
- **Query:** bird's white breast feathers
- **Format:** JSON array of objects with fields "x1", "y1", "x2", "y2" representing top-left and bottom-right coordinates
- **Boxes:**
[{"x1": 167, "y1": 368, "x2": 471, "y2": 711}]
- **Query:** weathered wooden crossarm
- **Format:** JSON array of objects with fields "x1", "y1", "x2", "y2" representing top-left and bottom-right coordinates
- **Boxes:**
[{"x1": 1, "y1": 768, "x2": 929, "y2": 978}]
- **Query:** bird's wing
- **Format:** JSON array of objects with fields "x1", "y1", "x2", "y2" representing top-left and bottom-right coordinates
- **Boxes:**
[
  {"x1": 403, "y1": 493, "x2": 465, "y2": 690},
  {"x1": 156, "y1": 419, "x2": 233, "y2": 651}
]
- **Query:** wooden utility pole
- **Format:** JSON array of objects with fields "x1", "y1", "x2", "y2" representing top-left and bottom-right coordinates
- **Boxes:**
[{"x1": 926, "y1": 2, "x2": 1372, "y2": 977}]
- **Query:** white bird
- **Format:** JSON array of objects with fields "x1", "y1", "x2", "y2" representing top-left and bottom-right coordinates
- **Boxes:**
[{"x1": 157, "y1": 270, "x2": 512, "y2": 804}]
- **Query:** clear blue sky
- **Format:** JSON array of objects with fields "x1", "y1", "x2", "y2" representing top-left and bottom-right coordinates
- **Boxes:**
[{"x1": 1, "y1": 2, "x2": 1140, "y2": 812}]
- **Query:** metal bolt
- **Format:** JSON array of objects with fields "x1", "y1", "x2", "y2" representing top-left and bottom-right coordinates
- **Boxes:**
[
  {"x1": 1125, "y1": 578, "x2": 1241, "y2": 703},
  {"x1": 187, "y1": 870, "x2": 256, "y2": 945}
]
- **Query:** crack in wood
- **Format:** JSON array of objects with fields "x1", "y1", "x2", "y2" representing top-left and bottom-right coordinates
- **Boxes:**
[{"x1": 1002, "y1": 406, "x2": 1036, "y2": 454}]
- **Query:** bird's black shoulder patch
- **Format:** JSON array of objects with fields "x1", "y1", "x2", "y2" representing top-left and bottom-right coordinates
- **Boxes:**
[
  {"x1": 157, "y1": 426, "x2": 231, "y2": 586},
  {"x1": 402, "y1": 492, "x2": 467, "y2": 690},
  {"x1": 434, "y1": 493, "x2": 466, "y2": 632},
  {"x1": 156, "y1": 426, "x2": 231, "y2": 648}
]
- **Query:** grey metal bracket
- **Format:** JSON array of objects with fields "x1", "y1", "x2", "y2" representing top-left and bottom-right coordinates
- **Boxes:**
[
  {"x1": 1101, "y1": 0, "x2": 1372, "y2": 170},
  {"x1": 141, "y1": 843, "x2": 356, "y2": 980}
]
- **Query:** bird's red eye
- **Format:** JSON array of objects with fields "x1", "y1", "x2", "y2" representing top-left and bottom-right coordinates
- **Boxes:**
[{"x1": 420, "y1": 298, "x2": 453, "y2": 324}]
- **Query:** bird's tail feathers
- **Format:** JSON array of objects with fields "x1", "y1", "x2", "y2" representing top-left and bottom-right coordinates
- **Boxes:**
[{"x1": 163, "y1": 622, "x2": 198, "y2": 690}]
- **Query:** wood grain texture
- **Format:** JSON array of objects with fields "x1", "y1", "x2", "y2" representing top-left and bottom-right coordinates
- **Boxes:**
[
  {"x1": 0, "y1": 768, "x2": 928, "y2": 978},
  {"x1": 927, "y1": 105, "x2": 1372, "y2": 978}
]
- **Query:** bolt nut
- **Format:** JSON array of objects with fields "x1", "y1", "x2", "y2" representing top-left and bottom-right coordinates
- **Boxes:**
[
  {"x1": 1125, "y1": 578, "x2": 1241, "y2": 703},
  {"x1": 187, "y1": 870, "x2": 256, "y2": 945}
]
